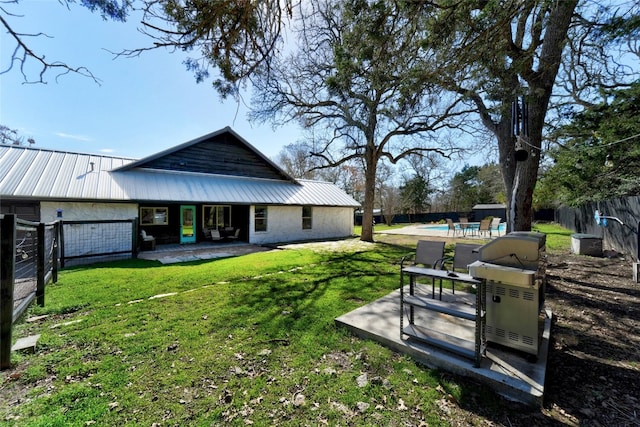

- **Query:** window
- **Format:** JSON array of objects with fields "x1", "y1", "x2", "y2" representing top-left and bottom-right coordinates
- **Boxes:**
[
  {"x1": 255, "y1": 206, "x2": 267, "y2": 232},
  {"x1": 140, "y1": 207, "x2": 168, "y2": 225},
  {"x1": 302, "y1": 206, "x2": 312, "y2": 230},
  {"x1": 203, "y1": 205, "x2": 231, "y2": 229}
]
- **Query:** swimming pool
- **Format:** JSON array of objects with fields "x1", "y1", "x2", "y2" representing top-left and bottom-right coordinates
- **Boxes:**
[{"x1": 420, "y1": 223, "x2": 507, "y2": 232}]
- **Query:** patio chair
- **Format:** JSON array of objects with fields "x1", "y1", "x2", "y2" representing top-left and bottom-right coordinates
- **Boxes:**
[
  {"x1": 412, "y1": 240, "x2": 446, "y2": 299},
  {"x1": 140, "y1": 229, "x2": 156, "y2": 251},
  {"x1": 415, "y1": 240, "x2": 446, "y2": 268},
  {"x1": 209, "y1": 229, "x2": 223, "y2": 241},
  {"x1": 445, "y1": 218, "x2": 460, "y2": 236},
  {"x1": 227, "y1": 228, "x2": 241, "y2": 241},
  {"x1": 458, "y1": 217, "x2": 473, "y2": 236},
  {"x1": 477, "y1": 219, "x2": 491, "y2": 238},
  {"x1": 444, "y1": 243, "x2": 481, "y2": 296},
  {"x1": 490, "y1": 217, "x2": 502, "y2": 237}
]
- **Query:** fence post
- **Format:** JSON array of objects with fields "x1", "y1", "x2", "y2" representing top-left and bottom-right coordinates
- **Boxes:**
[
  {"x1": 37, "y1": 222, "x2": 45, "y2": 306},
  {"x1": 1, "y1": 214, "x2": 17, "y2": 370},
  {"x1": 52, "y1": 221, "x2": 60, "y2": 283},
  {"x1": 132, "y1": 218, "x2": 139, "y2": 259},
  {"x1": 59, "y1": 220, "x2": 65, "y2": 269}
]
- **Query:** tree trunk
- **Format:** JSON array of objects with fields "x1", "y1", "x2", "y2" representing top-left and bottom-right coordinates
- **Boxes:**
[
  {"x1": 360, "y1": 145, "x2": 378, "y2": 242},
  {"x1": 496, "y1": 0, "x2": 578, "y2": 233}
]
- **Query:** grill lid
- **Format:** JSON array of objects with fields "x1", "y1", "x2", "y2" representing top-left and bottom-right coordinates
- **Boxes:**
[
  {"x1": 476, "y1": 231, "x2": 545, "y2": 270},
  {"x1": 468, "y1": 261, "x2": 536, "y2": 286}
]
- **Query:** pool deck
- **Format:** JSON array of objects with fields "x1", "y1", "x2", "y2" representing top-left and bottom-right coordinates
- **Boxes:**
[{"x1": 376, "y1": 224, "x2": 504, "y2": 239}]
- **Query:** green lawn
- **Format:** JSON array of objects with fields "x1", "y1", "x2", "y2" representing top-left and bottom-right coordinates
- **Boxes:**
[{"x1": 2, "y1": 224, "x2": 572, "y2": 426}]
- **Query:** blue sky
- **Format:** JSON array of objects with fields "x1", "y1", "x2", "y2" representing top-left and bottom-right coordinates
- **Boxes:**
[{"x1": 0, "y1": 1, "x2": 302, "y2": 160}]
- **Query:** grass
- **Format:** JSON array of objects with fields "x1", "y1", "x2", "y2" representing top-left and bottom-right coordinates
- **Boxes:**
[
  {"x1": 2, "y1": 223, "x2": 573, "y2": 426},
  {"x1": 2, "y1": 242, "x2": 473, "y2": 426},
  {"x1": 532, "y1": 222, "x2": 573, "y2": 251}
]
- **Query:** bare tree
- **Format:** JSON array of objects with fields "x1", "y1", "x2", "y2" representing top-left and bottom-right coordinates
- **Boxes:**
[
  {"x1": 1, "y1": 0, "x2": 290, "y2": 88},
  {"x1": 275, "y1": 140, "x2": 322, "y2": 179},
  {"x1": 0, "y1": 124, "x2": 35, "y2": 145},
  {"x1": 375, "y1": 161, "x2": 400, "y2": 226},
  {"x1": 0, "y1": 0, "x2": 131, "y2": 83},
  {"x1": 115, "y1": 0, "x2": 295, "y2": 98},
  {"x1": 250, "y1": 0, "x2": 474, "y2": 242}
]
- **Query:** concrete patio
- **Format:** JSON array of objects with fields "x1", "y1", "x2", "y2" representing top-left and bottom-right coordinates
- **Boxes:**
[
  {"x1": 137, "y1": 241, "x2": 270, "y2": 264},
  {"x1": 335, "y1": 285, "x2": 551, "y2": 407}
]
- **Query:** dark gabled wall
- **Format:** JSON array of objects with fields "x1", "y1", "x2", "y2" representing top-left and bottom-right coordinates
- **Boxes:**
[
  {"x1": 0, "y1": 200, "x2": 39, "y2": 222},
  {"x1": 141, "y1": 133, "x2": 290, "y2": 180}
]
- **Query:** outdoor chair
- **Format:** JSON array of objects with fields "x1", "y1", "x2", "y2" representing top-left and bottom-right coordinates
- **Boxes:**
[
  {"x1": 209, "y1": 229, "x2": 223, "y2": 241},
  {"x1": 408, "y1": 240, "x2": 446, "y2": 299},
  {"x1": 477, "y1": 219, "x2": 491, "y2": 238},
  {"x1": 140, "y1": 229, "x2": 156, "y2": 251},
  {"x1": 227, "y1": 228, "x2": 241, "y2": 241},
  {"x1": 443, "y1": 243, "x2": 481, "y2": 295},
  {"x1": 490, "y1": 217, "x2": 502, "y2": 237},
  {"x1": 414, "y1": 240, "x2": 446, "y2": 268},
  {"x1": 445, "y1": 218, "x2": 460, "y2": 236}
]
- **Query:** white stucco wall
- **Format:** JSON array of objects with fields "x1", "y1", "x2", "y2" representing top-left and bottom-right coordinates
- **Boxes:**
[
  {"x1": 41, "y1": 202, "x2": 138, "y2": 222},
  {"x1": 41, "y1": 202, "x2": 138, "y2": 261},
  {"x1": 248, "y1": 205, "x2": 355, "y2": 245}
]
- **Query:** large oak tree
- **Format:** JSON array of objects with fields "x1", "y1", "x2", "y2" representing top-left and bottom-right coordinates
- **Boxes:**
[
  {"x1": 250, "y1": 0, "x2": 472, "y2": 242},
  {"x1": 5, "y1": 0, "x2": 637, "y2": 235}
]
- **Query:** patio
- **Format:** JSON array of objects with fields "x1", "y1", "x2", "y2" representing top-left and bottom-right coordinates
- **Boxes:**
[
  {"x1": 335, "y1": 285, "x2": 551, "y2": 407},
  {"x1": 137, "y1": 241, "x2": 270, "y2": 264}
]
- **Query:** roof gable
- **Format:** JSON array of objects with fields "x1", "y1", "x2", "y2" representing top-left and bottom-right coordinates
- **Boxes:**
[{"x1": 115, "y1": 127, "x2": 295, "y2": 182}]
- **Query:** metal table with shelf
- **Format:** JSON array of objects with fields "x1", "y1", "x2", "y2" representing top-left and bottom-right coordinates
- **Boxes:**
[{"x1": 400, "y1": 265, "x2": 486, "y2": 367}]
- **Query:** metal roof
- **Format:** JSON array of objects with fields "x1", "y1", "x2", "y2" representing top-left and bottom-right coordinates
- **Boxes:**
[
  {"x1": 472, "y1": 204, "x2": 506, "y2": 210},
  {"x1": 0, "y1": 145, "x2": 360, "y2": 207}
]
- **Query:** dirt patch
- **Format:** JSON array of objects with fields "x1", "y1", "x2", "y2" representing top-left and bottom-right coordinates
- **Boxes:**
[
  {"x1": 540, "y1": 252, "x2": 640, "y2": 426},
  {"x1": 277, "y1": 238, "x2": 376, "y2": 253}
]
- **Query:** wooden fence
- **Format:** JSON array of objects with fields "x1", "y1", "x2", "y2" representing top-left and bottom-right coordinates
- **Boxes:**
[{"x1": 557, "y1": 196, "x2": 640, "y2": 261}]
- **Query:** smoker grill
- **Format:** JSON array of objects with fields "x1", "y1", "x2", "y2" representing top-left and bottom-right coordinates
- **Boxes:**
[{"x1": 469, "y1": 232, "x2": 546, "y2": 356}]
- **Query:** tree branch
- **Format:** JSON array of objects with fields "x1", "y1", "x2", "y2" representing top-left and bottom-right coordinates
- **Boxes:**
[{"x1": 0, "y1": 6, "x2": 101, "y2": 84}]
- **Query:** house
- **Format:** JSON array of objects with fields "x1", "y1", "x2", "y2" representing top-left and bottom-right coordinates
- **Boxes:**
[{"x1": 0, "y1": 127, "x2": 361, "y2": 253}]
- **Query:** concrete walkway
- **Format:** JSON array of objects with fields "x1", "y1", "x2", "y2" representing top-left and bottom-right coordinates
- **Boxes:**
[{"x1": 137, "y1": 242, "x2": 270, "y2": 264}]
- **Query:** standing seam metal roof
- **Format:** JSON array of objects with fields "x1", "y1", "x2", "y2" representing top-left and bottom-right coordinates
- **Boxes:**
[{"x1": 0, "y1": 145, "x2": 360, "y2": 207}]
